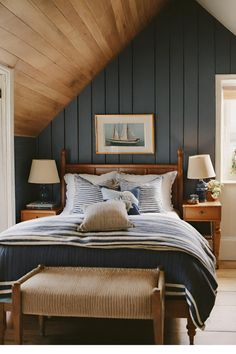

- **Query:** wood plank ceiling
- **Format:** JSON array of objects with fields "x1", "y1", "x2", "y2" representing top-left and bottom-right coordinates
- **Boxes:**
[{"x1": 0, "y1": 0, "x2": 168, "y2": 137}]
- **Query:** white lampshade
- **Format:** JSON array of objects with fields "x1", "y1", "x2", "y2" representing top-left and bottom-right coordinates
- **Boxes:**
[
  {"x1": 187, "y1": 155, "x2": 216, "y2": 179},
  {"x1": 28, "y1": 160, "x2": 60, "y2": 184}
]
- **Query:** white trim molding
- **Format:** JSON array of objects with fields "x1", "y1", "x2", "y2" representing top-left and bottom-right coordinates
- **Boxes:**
[
  {"x1": 0, "y1": 64, "x2": 15, "y2": 232},
  {"x1": 220, "y1": 237, "x2": 236, "y2": 260}
]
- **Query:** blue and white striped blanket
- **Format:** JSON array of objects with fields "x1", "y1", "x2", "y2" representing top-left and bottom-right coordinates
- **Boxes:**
[{"x1": 0, "y1": 214, "x2": 217, "y2": 329}]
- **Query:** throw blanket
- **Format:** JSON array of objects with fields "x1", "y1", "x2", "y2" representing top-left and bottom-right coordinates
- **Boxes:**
[{"x1": 0, "y1": 214, "x2": 217, "y2": 329}]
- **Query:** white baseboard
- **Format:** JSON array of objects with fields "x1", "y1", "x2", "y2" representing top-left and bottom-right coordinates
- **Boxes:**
[{"x1": 220, "y1": 237, "x2": 236, "y2": 260}]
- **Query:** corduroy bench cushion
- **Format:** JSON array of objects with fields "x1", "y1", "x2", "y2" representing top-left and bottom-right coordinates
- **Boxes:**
[{"x1": 11, "y1": 265, "x2": 165, "y2": 344}]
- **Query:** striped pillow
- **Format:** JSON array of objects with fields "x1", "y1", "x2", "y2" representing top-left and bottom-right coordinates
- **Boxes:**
[
  {"x1": 72, "y1": 176, "x2": 103, "y2": 214},
  {"x1": 119, "y1": 177, "x2": 164, "y2": 213}
]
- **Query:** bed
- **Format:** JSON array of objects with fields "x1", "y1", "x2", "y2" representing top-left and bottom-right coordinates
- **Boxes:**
[{"x1": 0, "y1": 149, "x2": 217, "y2": 344}]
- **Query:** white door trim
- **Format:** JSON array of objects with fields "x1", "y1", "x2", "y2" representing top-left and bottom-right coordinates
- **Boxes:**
[{"x1": 0, "y1": 64, "x2": 15, "y2": 231}]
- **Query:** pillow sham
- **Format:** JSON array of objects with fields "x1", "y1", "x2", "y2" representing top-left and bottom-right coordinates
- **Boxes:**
[
  {"x1": 78, "y1": 200, "x2": 134, "y2": 232},
  {"x1": 72, "y1": 175, "x2": 103, "y2": 214},
  {"x1": 119, "y1": 177, "x2": 164, "y2": 213},
  {"x1": 101, "y1": 187, "x2": 140, "y2": 215},
  {"x1": 118, "y1": 171, "x2": 177, "y2": 211},
  {"x1": 63, "y1": 171, "x2": 118, "y2": 214}
]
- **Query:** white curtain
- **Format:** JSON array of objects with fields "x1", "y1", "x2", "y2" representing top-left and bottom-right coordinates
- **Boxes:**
[{"x1": 0, "y1": 70, "x2": 15, "y2": 232}]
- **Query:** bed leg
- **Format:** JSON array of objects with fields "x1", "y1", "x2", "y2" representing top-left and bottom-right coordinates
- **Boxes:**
[
  {"x1": 186, "y1": 316, "x2": 196, "y2": 345},
  {"x1": 39, "y1": 315, "x2": 45, "y2": 336}
]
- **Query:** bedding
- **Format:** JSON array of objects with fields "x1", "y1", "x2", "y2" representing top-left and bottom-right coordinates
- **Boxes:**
[
  {"x1": 0, "y1": 213, "x2": 217, "y2": 329},
  {"x1": 119, "y1": 177, "x2": 164, "y2": 213},
  {"x1": 63, "y1": 172, "x2": 118, "y2": 214},
  {"x1": 118, "y1": 171, "x2": 177, "y2": 211},
  {"x1": 101, "y1": 187, "x2": 140, "y2": 215}
]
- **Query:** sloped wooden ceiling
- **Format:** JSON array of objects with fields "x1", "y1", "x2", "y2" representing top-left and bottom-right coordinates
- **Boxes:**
[{"x1": 0, "y1": 0, "x2": 168, "y2": 137}]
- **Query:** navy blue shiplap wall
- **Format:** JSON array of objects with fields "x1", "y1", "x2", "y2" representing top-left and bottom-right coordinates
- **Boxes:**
[
  {"x1": 15, "y1": 0, "x2": 236, "y2": 216},
  {"x1": 14, "y1": 137, "x2": 37, "y2": 221}
]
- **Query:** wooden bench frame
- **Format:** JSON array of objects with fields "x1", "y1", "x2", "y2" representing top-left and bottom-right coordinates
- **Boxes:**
[{"x1": 1, "y1": 265, "x2": 165, "y2": 345}]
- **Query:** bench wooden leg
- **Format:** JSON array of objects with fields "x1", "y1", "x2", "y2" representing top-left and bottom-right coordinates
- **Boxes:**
[
  {"x1": 12, "y1": 283, "x2": 22, "y2": 345},
  {"x1": 152, "y1": 288, "x2": 164, "y2": 344},
  {"x1": 186, "y1": 315, "x2": 196, "y2": 345},
  {"x1": 0, "y1": 303, "x2": 6, "y2": 344}
]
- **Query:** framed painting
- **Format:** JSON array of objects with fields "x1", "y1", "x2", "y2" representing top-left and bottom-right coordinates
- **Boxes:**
[{"x1": 95, "y1": 114, "x2": 155, "y2": 154}]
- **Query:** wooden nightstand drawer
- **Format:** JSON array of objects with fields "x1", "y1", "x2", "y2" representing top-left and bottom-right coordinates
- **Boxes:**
[
  {"x1": 21, "y1": 208, "x2": 62, "y2": 222},
  {"x1": 183, "y1": 206, "x2": 221, "y2": 221}
]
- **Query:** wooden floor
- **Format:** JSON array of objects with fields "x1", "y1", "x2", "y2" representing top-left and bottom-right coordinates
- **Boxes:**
[{"x1": 3, "y1": 267, "x2": 236, "y2": 345}]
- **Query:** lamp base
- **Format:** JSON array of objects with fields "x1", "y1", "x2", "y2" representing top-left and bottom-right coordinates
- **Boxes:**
[
  {"x1": 39, "y1": 184, "x2": 49, "y2": 203},
  {"x1": 196, "y1": 179, "x2": 208, "y2": 202}
]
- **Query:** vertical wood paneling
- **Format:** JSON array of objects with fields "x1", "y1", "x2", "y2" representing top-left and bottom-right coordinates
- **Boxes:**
[
  {"x1": 215, "y1": 21, "x2": 231, "y2": 74},
  {"x1": 52, "y1": 112, "x2": 65, "y2": 204},
  {"x1": 37, "y1": 124, "x2": 52, "y2": 159},
  {"x1": 105, "y1": 58, "x2": 119, "y2": 164},
  {"x1": 155, "y1": 7, "x2": 170, "y2": 164},
  {"x1": 133, "y1": 22, "x2": 155, "y2": 164},
  {"x1": 92, "y1": 71, "x2": 106, "y2": 163},
  {"x1": 230, "y1": 35, "x2": 236, "y2": 73},
  {"x1": 198, "y1": 8, "x2": 215, "y2": 159},
  {"x1": 65, "y1": 97, "x2": 78, "y2": 163},
  {"x1": 183, "y1": 0, "x2": 198, "y2": 194},
  {"x1": 169, "y1": 3, "x2": 184, "y2": 163},
  {"x1": 14, "y1": 137, "x2": 37, "y2": 222},
  {"x1": 78, "y1": 84, "x2": 92, "y2": 163},
  {"x1": 119, "y1": 45, "x2": 133, "y2": 164}
]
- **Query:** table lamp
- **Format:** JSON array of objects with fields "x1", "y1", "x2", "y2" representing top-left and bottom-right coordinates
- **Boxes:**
[
  {"x1": 28, "y1": 159, "x2": 60, "y2": 203},
  {"x1": 187, "y1": 154, "x2": 216, "y2": 202}
]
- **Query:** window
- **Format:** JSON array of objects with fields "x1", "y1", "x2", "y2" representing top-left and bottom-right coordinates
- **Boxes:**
[{"x1": 216, "y1": 75, "x2": 236, "y2": 183}]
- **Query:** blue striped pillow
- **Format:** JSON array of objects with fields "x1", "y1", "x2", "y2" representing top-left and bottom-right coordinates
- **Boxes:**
[
  {"x1": 72, "y1": 176, "x2": 103, "y2": 213},
  {"x1": 119, "y1": 177, "x2": 164, "y2": 213}
]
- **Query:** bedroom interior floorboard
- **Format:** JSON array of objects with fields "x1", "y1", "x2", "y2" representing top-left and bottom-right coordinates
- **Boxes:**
[{"x1": 3, "y1": 268, "x2": 236, "y2": 345}]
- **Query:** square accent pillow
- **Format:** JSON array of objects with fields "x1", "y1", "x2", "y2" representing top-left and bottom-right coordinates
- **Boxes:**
[
  {"x1": 63, "y1": 171, "x2": 119, "y2": 214},
  {"x1": 119, "y1": 176, "x2": 164, "y2": 213},
  {"x1": 78, "y1": 200, "x2": 134, "y2": 232},
  {"x1": 118, "y1": 171, "x2": 177, "y2": 211}
]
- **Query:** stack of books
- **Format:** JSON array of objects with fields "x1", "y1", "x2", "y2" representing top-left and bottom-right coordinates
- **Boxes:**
[{"x1": 26, "y1": 201, "x2": 57, "y2": 210}]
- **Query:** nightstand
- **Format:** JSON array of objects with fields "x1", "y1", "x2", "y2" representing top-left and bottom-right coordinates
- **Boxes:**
[
  {"x1": 21, "y1": 207, "x2": 62, "y2": 222},
  {"x1": 182, "y1": 201, "x2": 222, "y2": 268}
]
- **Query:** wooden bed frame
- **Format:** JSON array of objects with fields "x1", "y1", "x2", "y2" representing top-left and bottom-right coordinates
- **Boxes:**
[{"x1": 60, "y1": 148, "x2": 196, "y2": 344}]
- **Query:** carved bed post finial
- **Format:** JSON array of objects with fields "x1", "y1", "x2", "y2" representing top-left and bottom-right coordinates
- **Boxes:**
[{"x1": 61, "y1": 149, "x2": 66, "y2": 208}]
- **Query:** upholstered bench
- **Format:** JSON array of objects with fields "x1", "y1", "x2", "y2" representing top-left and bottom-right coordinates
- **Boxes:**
[{"x1": 10, "y1": 265, "x2": 165, "y2": 344}]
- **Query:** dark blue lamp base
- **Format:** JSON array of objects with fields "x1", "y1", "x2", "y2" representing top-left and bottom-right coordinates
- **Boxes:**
[
  {"x1": 39, "y1": 184, "x2": 49, "y2": 203},
  {"x1": 196, "y1": 179, "x2": 208, "y2": 202}
]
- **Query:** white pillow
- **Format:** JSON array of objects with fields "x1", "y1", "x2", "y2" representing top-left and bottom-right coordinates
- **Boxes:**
[
  {"x1": 118, "y1": 171, "x2": 177, "y2": 211},
  {"x1": 62, "y1": 171, "x2": 118, "y2": 214}
]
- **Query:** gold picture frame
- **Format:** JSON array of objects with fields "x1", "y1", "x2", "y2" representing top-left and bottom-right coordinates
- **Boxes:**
[{"x1": 95, "y1": 114, "x2": 155, "y2": 154}]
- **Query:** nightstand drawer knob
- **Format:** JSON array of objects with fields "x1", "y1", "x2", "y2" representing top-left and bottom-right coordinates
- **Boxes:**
[{"x1": 200, "y1": 210, "x2": 205, "y2": 214}]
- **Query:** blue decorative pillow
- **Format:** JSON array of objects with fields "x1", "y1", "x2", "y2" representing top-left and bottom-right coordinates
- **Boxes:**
[
  {"x1": 101, "y1": 187, "x2": 140, "y2": 215},
  {"x1": 72, "y1": 176, "x2": 103, "y2": 213}
]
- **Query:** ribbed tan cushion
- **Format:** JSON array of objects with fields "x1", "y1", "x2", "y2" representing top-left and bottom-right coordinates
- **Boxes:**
[
  {"x1": 21, "y1": 267, "x2": 160, "y2": 319},
  {"x1": 78, "y1": 200, "x2": 134, "y2": 232}
]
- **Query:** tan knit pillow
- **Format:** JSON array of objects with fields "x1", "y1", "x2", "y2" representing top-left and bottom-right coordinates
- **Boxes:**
[{"x1": 78, "y1": 200, "x2": 134, "y2": 232}]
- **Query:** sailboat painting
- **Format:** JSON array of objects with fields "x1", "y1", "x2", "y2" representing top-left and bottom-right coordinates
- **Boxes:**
[
  {"x1": 95, "y1": 114, "x2": 154, "y2": 154},
  {"x1": 105, "y1": 123, "x2": 144, "y2": 146}
]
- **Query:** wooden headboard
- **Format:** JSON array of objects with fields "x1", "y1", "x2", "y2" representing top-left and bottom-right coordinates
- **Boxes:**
[{"x1": 60, "y1": 149, "x2": 183, "y2": 212}]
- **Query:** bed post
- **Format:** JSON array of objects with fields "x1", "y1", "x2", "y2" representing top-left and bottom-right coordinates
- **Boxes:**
[
  {"x1": 177, "y1": 149, "x2": 183, "y2": 215},
  {"x1": 61, "y1": 149, "x2": 66, "y2": 208}
]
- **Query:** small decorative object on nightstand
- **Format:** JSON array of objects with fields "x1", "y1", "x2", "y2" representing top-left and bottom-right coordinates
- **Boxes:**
[
  {"x1": 187, "y1": 154, "x2": 216, "y2": 202},
  {"x1": 182, "y1": 201, "x2": 221, "y2": 268},
  {"x1": 21, "y1": 207, "x2": 62, "y2": 222}
]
